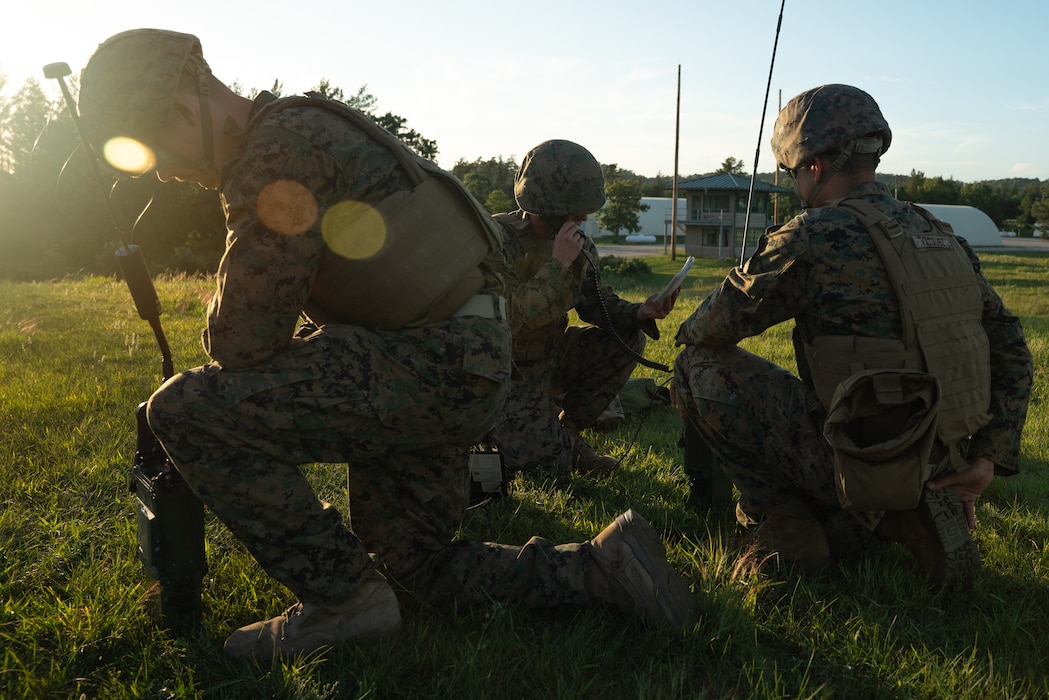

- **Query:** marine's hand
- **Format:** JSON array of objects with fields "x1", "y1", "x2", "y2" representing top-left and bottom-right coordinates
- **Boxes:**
[
  {"x1": 638, "y1": 289, "x2": 678, "y2": 321},
  {"x1": 926, "y1": 456, "x2": 994, "y2": 530},
  {"x1": 552, "y1": 220, "x2": 585, "y2": 268},
  {"x1": 669, "y1": 380, "x2": 687, "y2": 420}
]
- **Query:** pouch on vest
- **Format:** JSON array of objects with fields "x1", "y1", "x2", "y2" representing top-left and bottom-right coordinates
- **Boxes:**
[{"x1": 823, "y1": 368, "x2": 940, "y2": 511}]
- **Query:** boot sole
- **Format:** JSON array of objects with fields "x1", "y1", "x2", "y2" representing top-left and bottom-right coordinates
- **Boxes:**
[
  {"x1": 616, "y1": 511, "x2": 698, "y2": 631},
  {"x1": 920, "y1": 486, "x2": 980, "y2": 586}
]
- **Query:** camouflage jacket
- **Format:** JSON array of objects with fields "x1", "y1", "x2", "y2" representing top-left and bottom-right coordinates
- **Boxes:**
[
  {"x1": 494, "y1": 211, "x2": 656, "y2": 362},
  {"x1": 675, "y1": 181, "x2": 1033, "y2": 473},
  {"x1": 204, "y1": 92, "x2": 498, "y2": 368}
]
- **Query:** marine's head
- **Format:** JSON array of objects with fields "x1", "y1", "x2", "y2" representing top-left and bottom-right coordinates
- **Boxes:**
[
  {"x1": 78, "y1": 29, "x2": 216, "y2": 180},
  {"x1": 771, "y1": 84, "x2": 891, "y2": 206},
  {"x1": 514, "y1": 139, "x2": 606, "y2": 231}
]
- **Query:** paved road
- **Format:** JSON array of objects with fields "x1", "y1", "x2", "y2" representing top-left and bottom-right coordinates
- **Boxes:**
[
  {"x1": 598, "y1": 236, "x2": 1049, "y2": 259},
  {"x1": 595, "y1": 243, "x2": 682, "y2": 259}
]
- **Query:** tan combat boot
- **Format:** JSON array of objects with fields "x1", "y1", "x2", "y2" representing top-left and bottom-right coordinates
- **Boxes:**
[
  {"x1": 585, "y1": 509, "x2": 699, "y2": 631},
  {"x1": 876, "y1": 485, "x2": 980, "y2": 586},
  {"x1": 752, "y1": 499, "x2": 832, "y2": 573},
  {"x1": 224, "y1": 571, "x2": 402, "y2": 661},
  {"x1": 562, "y1": 416, "x2": 619, "y2": 476},
  {"x1": 592, "y1": 395, "x2": 625, "y2": 429}
]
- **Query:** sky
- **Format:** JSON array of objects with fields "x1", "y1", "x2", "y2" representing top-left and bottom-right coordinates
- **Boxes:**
[{"x1": 2, "y1": 0, "x2": 1046, "y2": 183}]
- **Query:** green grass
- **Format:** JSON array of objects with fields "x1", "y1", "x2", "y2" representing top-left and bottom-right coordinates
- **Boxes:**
[{"x1": 1, "y1": 253, "x2": 1048, "y2": 699}]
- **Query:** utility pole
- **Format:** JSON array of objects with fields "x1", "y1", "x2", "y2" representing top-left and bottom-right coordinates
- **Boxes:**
[{"x1": 671, "y1": 65, "x2": 681, "y2": 261}]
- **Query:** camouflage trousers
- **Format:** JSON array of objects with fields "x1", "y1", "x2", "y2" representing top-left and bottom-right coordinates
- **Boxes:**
[
  {"x1": 147, "y1": 317, "x2": 591, "y2": 610},
  {"x1": 673, "y1": 344, "x2": 879, "y2": 533},
  {"x1": 489, "y1": 324, "x2": 644, "y2": 474}
]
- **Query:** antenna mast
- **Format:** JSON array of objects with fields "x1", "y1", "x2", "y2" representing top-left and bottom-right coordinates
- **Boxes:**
[
  {"x1": 671, "y1": 64, "x2": 681, "y2": 261},
  {"x1": 740, "y1": 0, "x2": 787, "y2": 266}
]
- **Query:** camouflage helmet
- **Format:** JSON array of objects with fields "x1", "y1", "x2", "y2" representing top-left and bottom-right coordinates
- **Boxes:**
[
  {"x1": 514, "y1": 139, "x2": 606, "y2": 216},
  {"x1": 78, "y1": 29, "x2": 210, "y2": 149},
  {"x1": 771, "y1": 84, "x2": 892, "y2": 170}
]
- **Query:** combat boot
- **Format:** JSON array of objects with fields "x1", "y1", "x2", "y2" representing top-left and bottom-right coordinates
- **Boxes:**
[
  {"x1": 592, "y1": 395, "x2": 625, "y2": 430},
  {"x1": 562, "y1": 416, "x2": 619, "y2": 476},
  {"x1": 570, "y1": 434, "x2": 620, "y2": 475},
  {"x1": 585, "y1": 509, "x2": 699, "y2": 631},
  {"x1": 751, "y1": 499, "x2": 832, "y2": 573},
  {"x1": 876, "y1": 485, "x2": 980, "y2": 586},
  {"x1": 224, "y1": 571, "x2": 402, "y2": 661}
]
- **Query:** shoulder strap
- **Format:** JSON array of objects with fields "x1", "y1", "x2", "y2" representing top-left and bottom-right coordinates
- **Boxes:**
[
  {"x1": 254, "y1": 93, "x2": 499, "y2": 250},
  {"x1": 829, "y1": 197, "x2": 918, "y2": 348},
  {"x1": 264, "y1": 92, "x2": 428, "y2": 186}
]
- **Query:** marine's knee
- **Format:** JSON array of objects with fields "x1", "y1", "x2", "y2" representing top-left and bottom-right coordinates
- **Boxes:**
[{"x1": 145, "y1": 370, "x2": 207, "y2": 440}]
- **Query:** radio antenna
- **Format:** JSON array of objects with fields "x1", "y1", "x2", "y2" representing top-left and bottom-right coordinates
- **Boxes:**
[
  {"x1": 43, "y1": 61, "x2": 174, "y2": 380},
  {"x1": 739, "y1": 0, "x2": 787, "y2": 267}
]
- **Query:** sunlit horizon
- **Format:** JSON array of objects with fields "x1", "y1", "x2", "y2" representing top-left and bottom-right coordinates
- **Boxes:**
[{"x1": 3, "y1": 0, "x2": 1047, "y2": 183}]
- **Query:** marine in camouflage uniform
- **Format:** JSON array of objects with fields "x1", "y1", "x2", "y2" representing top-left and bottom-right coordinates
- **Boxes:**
[
  {"x1": 77, "y1": 30, "x2": 698, "y2": 659},
  {"x1": 672, "y1": 84, "x2": 1033, "y2": 584},
  {"x1": 489, "y1": 140, "x2": 676, "y2": 476}
]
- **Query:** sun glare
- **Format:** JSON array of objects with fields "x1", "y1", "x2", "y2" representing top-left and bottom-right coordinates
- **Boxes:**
[
  {"x1": 322, "y1": 201, "x2": 387, "y2": 260},
  {"x1": 257, "y1": 180, "x2": 318, "y2": 236},
  {"x1": 103, "y1": 137, "x2": 156, "y2": 175}
]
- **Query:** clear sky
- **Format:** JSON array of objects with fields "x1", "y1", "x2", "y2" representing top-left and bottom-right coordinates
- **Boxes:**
[{"x1": 2, "y1": 0, "x2": 1046, "y2": 183}]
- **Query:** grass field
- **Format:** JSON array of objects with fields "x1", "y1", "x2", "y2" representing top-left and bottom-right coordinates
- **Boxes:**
[{"x1": 1, "y1": 251, "x2": 1047, "y2": 699}]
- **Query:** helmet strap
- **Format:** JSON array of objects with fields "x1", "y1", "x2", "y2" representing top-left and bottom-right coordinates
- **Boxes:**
[{"x1": 804, "y1": 140, "x2": 853, "y2": 208}]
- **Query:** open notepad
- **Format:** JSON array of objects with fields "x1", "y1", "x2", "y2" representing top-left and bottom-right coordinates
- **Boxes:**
[{"x1": 654, "y1": 256, "x2": 694, "y2": 305}]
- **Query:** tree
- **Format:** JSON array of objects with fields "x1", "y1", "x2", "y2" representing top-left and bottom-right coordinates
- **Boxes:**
[
  {"x1": 451, "y1": 156, "x2": 518, "y2": 207},
  {"x1": 484, "y1": 189, "x2": 513, "y2": 215},
  {"x1": 371, "y1": 112, "x2": 437, "y2": 160},
  {"x1": 597, "y1": 180, "x2": 650, "y2": 242},
  {"x1": 641, "y1": 172, "x2": 672, "y2": 197},
  {"x1": 1029, "y1": 181, "x2": 1049, "y2": 236},
  {"x1": 717, "y1": 156, "x2": 746, "y2": 175},
  {"x1": 310, "y1": 81, "x2": 437, "y2": 159},
  {"x1": 2, "y1": 78, "x2": 57, "y2": 176}
]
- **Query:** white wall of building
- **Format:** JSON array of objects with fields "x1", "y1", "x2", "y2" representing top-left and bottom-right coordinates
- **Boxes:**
[
  {"x1": 587, "y1": 197, "x2": 686, "y2": 242},
  {"x1": 583, "y1": 199, "x2": 1003, "y2": 247}
]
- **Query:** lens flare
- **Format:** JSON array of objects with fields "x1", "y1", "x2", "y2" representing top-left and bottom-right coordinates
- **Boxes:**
[
  {"x1": 257, "y1": 180, "x2": 318, "y2": 236},
  {"x1": 103, "y1": 137, "x2": 156, "y2": 175},
  {"x1": 321, "y1": 200, "x2": 387, "y2": 260}
]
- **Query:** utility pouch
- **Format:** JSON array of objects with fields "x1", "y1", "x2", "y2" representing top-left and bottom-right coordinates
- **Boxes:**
[
  {"x1": 823, "y1": 368, "x2": 941, "y2": 511},
  {"x1": 311, "y1": 175, "x2": 489, "y2": 329},
  {"x1": 469, "y1": 445, "x2": 507, "y2": 506}
]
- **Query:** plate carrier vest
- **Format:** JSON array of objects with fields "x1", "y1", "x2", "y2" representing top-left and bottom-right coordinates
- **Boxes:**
[
  {"x1": 255, "y1": 93, "x2": 502, "y2": 330},
  {"x1": 803, "y1": 198, "x2": 992, "y2": 466}
]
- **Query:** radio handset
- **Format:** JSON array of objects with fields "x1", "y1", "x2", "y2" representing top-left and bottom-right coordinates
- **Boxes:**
[
  {"x1": 543, "y1": 214, "x2": 574, "y2": 238},
  {"x1": 577, "y1": 242, "x2": 672, "y2": 374}
]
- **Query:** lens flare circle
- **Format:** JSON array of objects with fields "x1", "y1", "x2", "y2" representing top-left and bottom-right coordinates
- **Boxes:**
[
  {"x1": 103, "y1": 137, "x2": 156, "y2": 175},
  {"x1": 322, "y1": 200, "x2": 387, "y2": 260},
  {"x1": 256, "y1": 180, "x2": 317, "y2": 236}
]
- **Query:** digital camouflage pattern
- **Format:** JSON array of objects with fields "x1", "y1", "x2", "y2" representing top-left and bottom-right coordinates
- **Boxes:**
[
  {"x1": 143, "y1": 89, "x2": 606, "y2": 609},
  {"x1": 513, "y1": 139, "x2": 606, "y2": 216},
  {"x1": 674, "y1": 181, "x2": 1033, "y2": 531},
  {"x1": 78, "y1": 29, "x2": 207, "y2": 148},
  {"x1": 488, "y1": 211, "x2": 650, "y2": 474},
  {"x1": 771, "y1": 84, "x2": 892, "y2": 170},
  {"x1": 149, "y1": 318, "x2": 595, "y2": 608}
]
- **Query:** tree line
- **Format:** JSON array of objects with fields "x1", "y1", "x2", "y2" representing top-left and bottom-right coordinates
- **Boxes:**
[{"x1": 2, "y1": 72, "x2": 1047, "y2": 282}]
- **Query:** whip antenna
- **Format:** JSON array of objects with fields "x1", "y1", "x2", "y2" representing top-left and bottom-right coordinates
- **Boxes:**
[
  {"x1": 43, "y1": 61, "x2": 174, "y2": 380},
  {"x1": 740, "y1": 0, "x2": 786, "y2": 266}
]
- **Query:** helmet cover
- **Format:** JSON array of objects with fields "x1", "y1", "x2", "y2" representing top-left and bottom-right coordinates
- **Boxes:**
[
  {"x1": 771, "y1": 84, "x2": 892, "y2": 170},
  {"x1": 513, "y1": 139, "x2": 606, "y2": 216},
  {"x1": 78, "y1": 29, "x2": 208, "y2": 149}
]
